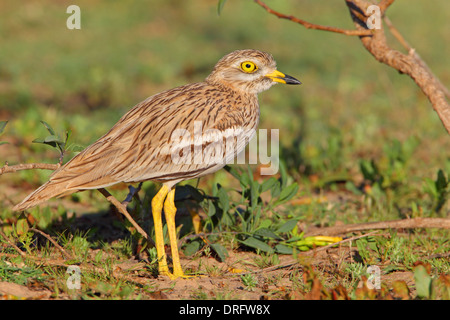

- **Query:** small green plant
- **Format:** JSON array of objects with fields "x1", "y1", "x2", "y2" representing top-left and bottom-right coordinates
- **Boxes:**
[
  {"x1": 423, "y1": 169, "x2": 449, "y2": 215},
  {"x1": 344, "y1": 262, "x2": 366, "y2": 288},
  {"x1": 0, "y1": 121, "x2": 9, "y2": 146},
  {"x1": 179, "y1": 163, "x2": 343, "y2": 260},
  {"x1": 32, "y1": 121, "x2": 84, "y2": 164},
  {"x1": 241, "y1": 273, "x2": 258, "y2": 291},
  {"x1": 357, "y1": 137, "x2": 419, "y2": 192},
  {"x1": 181, "y1": 163, "x2": 302, "y2": 259},
  {"x1": 254, "y1": 252, "x2": 280, "y2": 269}
]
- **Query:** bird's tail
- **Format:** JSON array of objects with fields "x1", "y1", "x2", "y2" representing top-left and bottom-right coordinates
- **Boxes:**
[{"x1": 13, "y1": 181, "x2": 74, "y2": 211}]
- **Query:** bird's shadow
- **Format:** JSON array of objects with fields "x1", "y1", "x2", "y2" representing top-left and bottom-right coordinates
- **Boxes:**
[{"x1": 27, "y1": 184, "x2": 202, "y2": 253}]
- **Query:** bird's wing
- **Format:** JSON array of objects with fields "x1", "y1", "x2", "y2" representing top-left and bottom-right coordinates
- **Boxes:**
[{"x1": 48, "y1": 82, "x2": 258, "y2": 190}]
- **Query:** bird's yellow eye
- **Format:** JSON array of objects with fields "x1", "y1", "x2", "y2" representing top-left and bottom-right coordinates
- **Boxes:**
[{"x1": 240, "y1": 61, "x2": 258, "y2": 73}]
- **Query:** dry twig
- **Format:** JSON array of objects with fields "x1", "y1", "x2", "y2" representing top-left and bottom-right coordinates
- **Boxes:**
[
  {"x1": 29, "y1": 227, "x2": 73, "y2": 259},
  {"x1": 383, "y1": 15, "x2": 450, "y2": 99},
  {"x1": 305, "y1": 217, "x2": 450, "y2": 237},
  {"x1": 345, "y1": 0, "x2": 450, "y2": 134},
  {"x1": 0, "y1": 228, "x2": 26, "y2": 257},
  {"x1": 0, "y1": 162, "x2": 60, "y2": 176},
  {"x1": 254, "y1": 0, "x2": 450, "y2": 134},
  {"x1": 254, "y1": 0, "x2": 372, "y2": 36},
  {"x1": 98, "y1": 188, "x2": 152, "y2": 243}
]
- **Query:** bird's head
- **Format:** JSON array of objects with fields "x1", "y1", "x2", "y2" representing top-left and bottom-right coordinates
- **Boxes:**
[{"x1": 206, "y1": 49, "x2": 301, "y2": 94}]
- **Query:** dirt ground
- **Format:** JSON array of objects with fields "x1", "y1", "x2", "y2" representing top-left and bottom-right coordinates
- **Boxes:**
[
  {"x1": 0, "y1": 184, "x2": 425, "y2": 300},
  {"x1": 0, "y1": 248, "x2": 417, "y2": 300}
]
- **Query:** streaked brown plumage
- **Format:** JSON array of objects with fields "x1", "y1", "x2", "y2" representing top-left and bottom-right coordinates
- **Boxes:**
[{"x1": 13, "y1": 49, "x2": 300, "y2": 278}]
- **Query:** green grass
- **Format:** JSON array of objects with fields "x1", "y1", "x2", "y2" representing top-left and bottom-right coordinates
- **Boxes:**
[{"x1": 0, "y1": 0, "x2": 449, "y2": 300}]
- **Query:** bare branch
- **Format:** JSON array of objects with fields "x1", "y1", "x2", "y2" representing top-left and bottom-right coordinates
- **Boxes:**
[
  {"x1": 346, "y1": 0, "x2": 450, "y2": 134},
  {"x1": 254, "y1": 0, "x2": 372, "y2": 36},
  {"x1": 0, "y1": 162, "x2": 60, "y2": 176},
  {"x1": 378, "y1": 0, "x2": 395, "y2": 13},
  {"x1": 383, "y1": 16, "x2": 450, "y2": 99},
  {"x1": 254, "y1": 0, "x2": 450, "y2": 134}
]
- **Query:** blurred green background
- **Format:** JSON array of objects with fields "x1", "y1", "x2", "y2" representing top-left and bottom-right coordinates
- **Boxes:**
[
  {"x1": 1, "y1": 1, "x2": 449, "y2": 299},
  {"x1": 1, "y1": 0, "x2": 449, "y2": 218}
]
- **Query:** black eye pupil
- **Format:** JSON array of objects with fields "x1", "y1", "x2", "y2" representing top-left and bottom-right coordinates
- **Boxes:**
[{"x1": 246, "y1": 64, "x2": 251, "y2": 68}]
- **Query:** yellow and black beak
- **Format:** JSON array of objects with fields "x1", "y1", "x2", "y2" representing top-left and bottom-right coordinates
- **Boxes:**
[{"x1": 264, "y1": 70, "x2": 301, "y2": 85}]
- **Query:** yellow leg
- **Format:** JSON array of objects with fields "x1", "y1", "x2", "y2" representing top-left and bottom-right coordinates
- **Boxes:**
[
  {"x1": 164, "y1": 188, "x2": 190, "y2": 279},
  {"x1": 151, "y1": 185, "x2": 170, "y2": 276}
]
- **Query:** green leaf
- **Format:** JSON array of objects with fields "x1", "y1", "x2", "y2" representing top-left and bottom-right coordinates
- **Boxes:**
[
  {"x1": 270, "y1": 180, "x2": 281, "y2": 198},
  {"x1": 414, "y1": 265, "x2": 432, "y2": 299},
  {"x1": 436, "y1": 169, "x2": 448, "y2": 191},
  {"x1": 277, "y1": 182, "x2": 299, "y2": 204},
  {"x1": 67, "y1": 144, "x2": 85, "y2": 153},
  {"x1": 217, "y1": 0, "x2": 227, "y2": 15},
  {"x1": 0, "y1": 121, "x2": 8, "y2": 135},
  {"x1": 276, "y1": 219, "x2": 298, "y2": 233},
  {"x1": 240, "y1": 236, "x2": 274, "y2": 253},
  {"x1": 238, "y1": 166, "x2": 254, "y2": 189},
  {"x1": 250, "y1": 180, "x2": 260, "y2": 210},
  {"x1": 44, "y1": 135, "x2": 64, "y2": 144},
  {"x1": 260, "y1": 177, "x2": 277, "y2": 193},
  {"x1": 254, "y1": 227, "x2": 281, "y2": 240},
  {"x1": 40, "y1": 120, "x2": 56, "y2": 136},
  {"x1": 217, "y1": 186, "x2": 229, "y2": 213},
  {"x1": 259, "y1": 219, "x2": 272, "y2": 229},
  {"x1": 33, "y1": 135, "x2": 64, "y2": 149},
  {"x1": 224, "y1": 165, "x2": 241, "y2": 180},
  {"x1": 207, "y1": 200, "x2": 216, "y2": 217},
  {"x1": 65, "y1": 129, "x2": 72, "y2": 144},
  {"x1": 0, "y1": 121, "x2": 8, "y2": 145},
  {"x1": 183, "y1": 240, "x2": 202, "y2": 257},
  {"x1": 210, "y1": 243, "x2": 228, "y2": 262},
  {"x1": 274, "y1": 244, "x2": 294, "y2": 255},
  {"x1": 279, "y1": 161, "x2": 288, "y2": 189}
]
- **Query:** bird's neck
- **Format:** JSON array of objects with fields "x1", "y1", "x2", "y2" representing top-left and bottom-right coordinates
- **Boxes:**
[{"x1": 205, "y1": 77, "x2": 259, "y2": 100}]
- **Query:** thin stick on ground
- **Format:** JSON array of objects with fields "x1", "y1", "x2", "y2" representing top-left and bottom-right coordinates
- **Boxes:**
[
  {"x1": 304, "y1": 217, "x2": 450, "y2": 237},
  {"x1": 29, "y1": 227, "x2": 73, "y2": 260},
  {"x1": 0, "y1": 228, "x2": 27, "y2": 257},
  {"x1": 0, "y1": 219, "x2": 72, "y2": 260},
  {"x1": 233, "y1": 231, "x2": 386, "y2": 276},
  {"x1": 98, "y1": 188, "x2": 152, "y2": 244}
]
